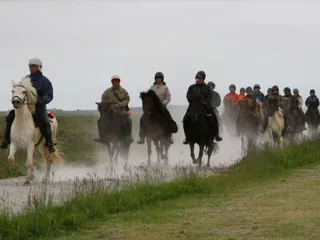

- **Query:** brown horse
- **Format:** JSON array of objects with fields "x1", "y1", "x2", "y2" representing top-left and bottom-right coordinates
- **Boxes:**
[
  {"x1": 221, "y1": 98, "x2": 239, "y2": 136},
  {"x1": 95, "y1": 102, "x2": 132, "y2": 164},
  {"x1": 139, "y1": 90, "x2": 175, "y2": 165},
  {"x1": 285, "y1": 106, "x2": 305, "y2": 140},
  {"x1": 236, "y1": 97, "x2": 262, "y2": 152}
]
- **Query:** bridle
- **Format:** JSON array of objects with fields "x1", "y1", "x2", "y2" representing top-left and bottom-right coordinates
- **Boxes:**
[{"x1": 11, "y1": 85, "x2": 36, "y2": 107}]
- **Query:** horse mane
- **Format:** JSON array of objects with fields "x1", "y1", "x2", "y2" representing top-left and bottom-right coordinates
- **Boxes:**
[
  {"x1": 139, "y1": 89, "x2": 165, "y2": 115},
  {"x1": 12, "y1": 76, "x2": 37, "y2": 113}
]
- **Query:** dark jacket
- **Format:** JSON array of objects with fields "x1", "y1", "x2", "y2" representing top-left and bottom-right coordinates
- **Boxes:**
[
  {"x1": 186, "y1": 83, "x2": 212, "y2": 110},
  {"x1": 210, "y1": 89, "x2": 221, "y2": 108},
  {"x1": 305, "y1": 95, "x2": 320, "y2": 108},
  {"x1": 252, "y1": 91, "x2": 265, "y2": 104},
  {"x1": 27, "y1": 72, "x2": 53, "y2": 105}
]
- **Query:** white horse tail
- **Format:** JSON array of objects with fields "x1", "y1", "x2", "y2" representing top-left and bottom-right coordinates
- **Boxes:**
[{"x1": 51, "y1": 145, "x2": 65, "y2": 165}]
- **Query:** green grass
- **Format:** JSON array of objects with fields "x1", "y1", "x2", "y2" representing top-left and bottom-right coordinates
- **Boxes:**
[{"x1": 1, "y1": 134, "x2": 320, "y2": 240}]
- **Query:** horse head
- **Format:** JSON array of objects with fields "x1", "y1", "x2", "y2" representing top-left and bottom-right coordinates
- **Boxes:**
[
  {"x1": 96, "y1": 102, "x2": 117, "y2": 120},
  {"x1": 188, "y1": 100, "x2": 205, "y2": 122},
  {"x1": 11, "y1": 77, "x2": 37, "y2": 113},
  {"x1": 140, "y1": 89, "x2": 164, "y2": 116}
]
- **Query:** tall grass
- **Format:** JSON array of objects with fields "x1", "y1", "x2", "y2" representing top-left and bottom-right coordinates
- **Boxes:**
[{"x1": 1, "y1": 135, "x2": 320, "y2": 240}]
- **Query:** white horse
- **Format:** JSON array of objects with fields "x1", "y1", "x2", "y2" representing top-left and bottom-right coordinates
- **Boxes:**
[
  {"x1": 267, "y1": 107, "x2": 285, "y2": 145},
  {"x1": 9, "y1": 76, "x2": 64, "y2": 184}
]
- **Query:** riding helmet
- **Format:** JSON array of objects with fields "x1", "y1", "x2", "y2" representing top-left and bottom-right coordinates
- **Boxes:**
[
  {"x1": 272, "y1": 85, "x2": 279, "y2": 91},
  {"x1": 195, "y1": 70, "x2": 206, "y2": 80},
  {"x1": 283, "y1": 87, "x2": 291, "y2": 92},
  {"x1": 240, "y1": 87, "x2": 245, "y2": 92},
  {"x1": 155, "y1": 72, "x2": 164, "y2": 80},
  {"x1": 267, "y1": 88, "x2": 272, "y2": 92},
  {"x1": 29, "y1": 57, "x2": 43, "y2": 72},
  {"x1": 229, "y1": 84, "x2": 236, "y2": 90},
  {"x1": 207, "y1": 81, "x2": 215, "y2": 87},
  {"x1": 246, "y1": 87, "x2": 253, "y2": 93},
  {"x1": 293, "y1": 88, "x2": 299, "y2": 93},
  {"x1": 253, "y1": 84, "x2": 260, "y2": 89},
  {"x1": 310, "y1": 89, "x2": 315, "y2": 94}
]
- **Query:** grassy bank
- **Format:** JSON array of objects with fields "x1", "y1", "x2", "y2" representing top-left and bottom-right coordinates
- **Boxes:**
[{"x1": 1, "y1": 136, "x2": 320, "y2": 240}]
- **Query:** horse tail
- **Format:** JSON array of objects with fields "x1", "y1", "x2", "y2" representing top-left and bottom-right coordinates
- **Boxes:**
[
  {"x1": 51, "y1": 145, "x2": 65, "y2": 165},
  {"x1": 212, "y1": 142, "x2": 219, "y2": 154}
]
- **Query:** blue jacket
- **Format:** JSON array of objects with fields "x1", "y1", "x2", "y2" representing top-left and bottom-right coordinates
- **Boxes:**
[
  {"x1": 252, "y1": 91, "x2": 265, "y2": 105},
  {"x1": 27, "y1": 72, "x2": 53, "y2": 105},
  {"x1": 186, "y1": 83, "x2": 212, "y2": 110},
  {"x1": 305, "y1": 95, "x2": 319, "y2": 108}
]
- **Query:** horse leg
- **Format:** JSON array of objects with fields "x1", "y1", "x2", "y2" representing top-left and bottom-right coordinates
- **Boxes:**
[
  {"x1": 189, "y1": 142, "x2": 196, "y2": 164},
  {"x1": 146, "y1": 138, "x2": 152, "y2": 166},
  {"x1": 206, "y1": 143, "x2": 214, "y2": 168},
  {"x1": 154, "y1": 141, "x2": 161, "y2": 165},
  {"x1": 25, "y1": 143, "x2": 35, "y2": 185},
  {"x1": 197, "y1": 144, "x2": 205, "y2": 167},
  {"x1": 105, "y1": 142, "x2": 113, "y2": 164},
  {"x1": 43, "y1": 149, "x2": 52, "y2": 184},
  {"x1": 8, "y1": 143, "x2": 17, "y2": 170},
  {"x1": 164, "y1": 139, "x2": 170, "y2": 165}
]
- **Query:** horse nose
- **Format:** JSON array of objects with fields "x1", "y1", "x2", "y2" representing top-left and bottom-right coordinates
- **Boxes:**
[{"x1": 12, "y1": 99, "x2": 20, "y2": 105}]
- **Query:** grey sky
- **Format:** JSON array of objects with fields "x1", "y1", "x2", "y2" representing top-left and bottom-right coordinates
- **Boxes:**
[{"x1": 0, "y1": 1, "x2": 319, "y2": 110}]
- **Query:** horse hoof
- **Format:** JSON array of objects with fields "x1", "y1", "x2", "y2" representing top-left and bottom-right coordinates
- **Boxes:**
[{"x1": 24, "y1": 180, "x2": 30, "y2": 185}]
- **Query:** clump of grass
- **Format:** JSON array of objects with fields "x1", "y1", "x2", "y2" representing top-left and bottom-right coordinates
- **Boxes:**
[{"x1": 1, "y1": 136, "x2": 320, "y2": 240}]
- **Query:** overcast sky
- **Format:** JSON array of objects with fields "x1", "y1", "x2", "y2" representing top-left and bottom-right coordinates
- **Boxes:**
[{"x1": 0, "y1": 1, "x2": 319, "y2": 110}]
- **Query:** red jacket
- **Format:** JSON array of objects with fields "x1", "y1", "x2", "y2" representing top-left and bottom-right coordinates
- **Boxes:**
[{"x1": 224, "y1": 92, "x2": 240, "y2": 103}]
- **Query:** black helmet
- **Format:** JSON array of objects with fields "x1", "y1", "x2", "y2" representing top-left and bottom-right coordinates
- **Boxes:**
[
  {"x1": 246, "y1": 86, "x2": 253, "y2": 93},
  {"x1": 155, "y1": 72, "x2": 164, "y2": 80},
  {"x1": 240, "y1": 87, "x2": 245, "y2": 92},
  {"x1": 272, "y1": 85, "x2": 279, "y2": 91},
  {"x1": 207, "y1": 81, "x2": 215, "y2": 87},
  {"x1": 229, "y1": 84, "x2": 236, "y2": 90},
  {"x1": 195, "y1": 70, "x2": 206, "y2": 80},
  {"x1": 267, "y1": 88, "x2": 272, "y2": 92},
  {"x1": 310, "y1": 89, "x2": 315, "y2": 94},
  {"x1": 283, "y1": 87, "x2": 291, "y2": 92}
]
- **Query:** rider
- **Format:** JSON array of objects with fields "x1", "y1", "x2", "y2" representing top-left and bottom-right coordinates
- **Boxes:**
[
  {"x1": 305, "y1": 89, "x2": 320, "y2": 108},
  {"x1": 265, "y1": 88, "x2": 272, "y2": 102},
  {"x1": 207, "y1": 81, "x2": 223, "y2": 140},
  {"x1": 238, "y1": 87, "x2": 246, "y2": 101},
  {"x1": 252, "y1": 84, "x2": 265, "y2": 105},
  {"x1": 261, "y1": 85, "x2": 283, "y2": 133},
  {"x1": 0, "y1": 57, "x2": 56, "y2": 153},
  {"x1": 137, "y1": 72, "x2": 174, "y2": 144},
  {"x1": 95, "y1": 75, "x2": 132, "y2": 142},
  {"x1": 223, "y1": 84, "x2": 240, "y2": 104},
  {"x1": 236, "y1": 86, "x2": 257, "y2": 135},
  {"x1": 292, "y1": 88, "x2": 306, "y2": 130},
  {"x1": 183, "y1": 70, "x2": 222, "y2": 144}
]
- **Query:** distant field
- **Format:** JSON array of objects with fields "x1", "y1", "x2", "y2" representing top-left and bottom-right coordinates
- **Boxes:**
[{"x1": 0, "y1": 106, "x2": 187, "y2": 179}]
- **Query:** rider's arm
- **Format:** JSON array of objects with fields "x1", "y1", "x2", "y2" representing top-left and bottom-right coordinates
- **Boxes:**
[
  {"x1": 118, "y1": 89, "x2": 130, "y2": 107},
  {"x1": 101, "y1": 89, "x2": 109, "y2": 102},
  {"x1": 204, "y1": 86, "x2": 212, "y2": 108},
  {"x1": 186, "y1": 86, "x2": 194, "y2": 103},
  {"x1": 40, "y1": 78, "x2": 53, "y2": 105},
  {"x1": 162, "y1": 86, "x2": 171, "y2": 106},
  {"x1": 215, "y1": 92, "x2": 221, "y2": 108}
]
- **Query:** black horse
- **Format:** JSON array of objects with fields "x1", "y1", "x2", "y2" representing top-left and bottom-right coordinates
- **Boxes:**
[
  {"x1": 183, "y1": 101, "x2": 219, "y2": 167},
  {"x1": 139, "y1": 90, "x2": 178, "y2": 165},
  {"x1": 95, "y1": 102, "x2": 132, "y2": 164},
  {"x1": 306, "y1": 106, "x2": 320, "y2": 134}
]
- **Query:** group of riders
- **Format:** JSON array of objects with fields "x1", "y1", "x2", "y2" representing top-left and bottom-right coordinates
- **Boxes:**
[{"x1": 1, "y1": 58, "x2": 320, "y2": 154}]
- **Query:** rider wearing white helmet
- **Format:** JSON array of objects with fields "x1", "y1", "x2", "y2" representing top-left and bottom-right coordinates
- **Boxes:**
[{"x1": 1, "y1": 57, "x2": 56, "y2": 153}]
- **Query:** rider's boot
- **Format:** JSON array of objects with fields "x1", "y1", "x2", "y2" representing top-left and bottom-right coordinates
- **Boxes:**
[
  {"x1": 183, "y1": 138, "x2": 189, "y2": 144},
  {"x1": 44, "y1": 122, "x2": 56, "y2": 153},
  {"x1": 1, "y1": 110, "x2": 15, "y2": 149},
  {"x1": 215, "y1": 135, "x2": 223, "y2": 142}
]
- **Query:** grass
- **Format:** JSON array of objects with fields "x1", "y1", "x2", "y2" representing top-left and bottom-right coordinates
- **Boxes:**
[{"x1": 1, "y1": 133, "x2": 320, "y2": 240}]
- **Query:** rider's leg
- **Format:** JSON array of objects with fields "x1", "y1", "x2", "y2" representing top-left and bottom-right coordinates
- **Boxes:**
[
  {"x1": 0, "y1": 110, "x2": 15, "y2": 149},
  {"x1": 137, "y1": 114, "x2": 146, "y2": 144},
  {"x1": 35, "y1": 105, "x2": 55, "y2": 153}
]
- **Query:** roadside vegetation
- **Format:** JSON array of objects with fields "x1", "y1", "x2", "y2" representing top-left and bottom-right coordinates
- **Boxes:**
[{"x1": 0, "y1": 131, "x2": 320, "y2": 240}]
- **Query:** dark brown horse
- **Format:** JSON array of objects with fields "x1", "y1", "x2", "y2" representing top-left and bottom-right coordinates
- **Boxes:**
[
  {"x1": 306, "y1": 106, "x2": 320, "y2": 134},
  {"x1": 221, "y1": 98, "x2": 239, "y2": 136},
  {"x1": 285, "y1": 106, "x2": 304, "y2": 139},
  {"x1": 139, "y1": 90, "x2": 175, "y2": 165},
  {"x1": 95, "y1": 102, "x2": 132, "y2": 164},
  {"x1": 236, "y1": 97, "x2": 261, "y2": 152}
]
